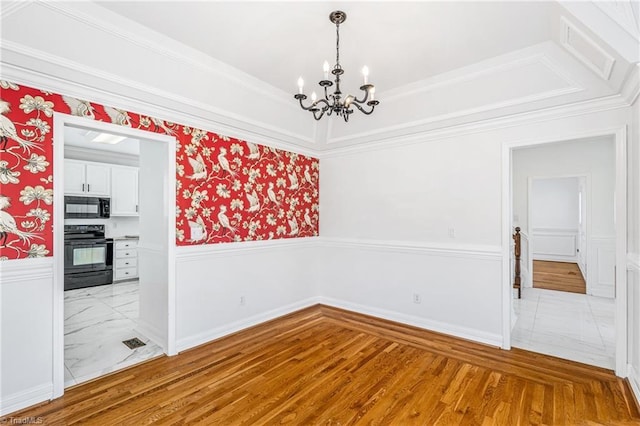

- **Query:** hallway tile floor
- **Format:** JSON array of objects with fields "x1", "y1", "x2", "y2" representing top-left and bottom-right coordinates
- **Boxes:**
[
  {"x1": 64, "y1": 280, "x2": 164, "y2": 387},
  {"x1": 512, "y1": 287, "x2": 615, "y2": 369}
]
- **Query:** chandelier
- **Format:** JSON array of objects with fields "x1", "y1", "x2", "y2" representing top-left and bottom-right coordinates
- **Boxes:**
[{"x1": 294, "y1": 10, "x2": 379, "y2": 122}]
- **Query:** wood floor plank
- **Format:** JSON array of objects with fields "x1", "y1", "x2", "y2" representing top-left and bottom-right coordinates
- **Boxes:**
[
  {"x1": 4, "y1": 304, "x2": 638, "y2": 425},
  {"x1": 533, "y1": 260, "x2": 587, "y2": 293}
]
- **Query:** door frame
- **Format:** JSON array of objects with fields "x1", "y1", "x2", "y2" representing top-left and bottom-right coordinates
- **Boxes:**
[
  {"x1": 501, "y1": 126, "x2": 627, "y2": 376},
  {"x1": 52, "y1": 113, "x2": 177, "y2": 398}
]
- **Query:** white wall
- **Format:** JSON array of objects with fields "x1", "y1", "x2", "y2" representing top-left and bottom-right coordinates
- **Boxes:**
[
  {"x1": 531, "y1": 177, "x2": 579, "y2": 230},
  {"x1": 512, "y1": 137, "x2": 615, "y2": 296},
  {"x1": 175, "y1": 241, "x2": 319, "y2": 351},
  {"x1": 513, "y1": 137, "x2": 615, "y2": 237},
  {"x1": 320, "y1": 107, "x2": 628, "y2": 346}
]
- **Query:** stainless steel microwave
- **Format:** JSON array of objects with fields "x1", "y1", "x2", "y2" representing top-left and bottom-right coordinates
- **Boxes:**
[{"x1": 64, "y1": 196, "x2": 111, "y2": 219}]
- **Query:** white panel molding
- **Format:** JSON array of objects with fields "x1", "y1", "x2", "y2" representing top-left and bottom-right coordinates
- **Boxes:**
[
  {"x1": 327, "y1": 52, "x2": 584, "y2": 146},
  {"x1": 175, "y1": 237, "x2": 319, "y2": 261},
  {"x1": 318, "y1": 237, "x2": 502, "y2": 261},
  {"x1": 561, "y1": 16, "x2": 616, "y2": 80},
  {"x1": 175, "y1": 297, "x2": 321, "y2": 352},
  {"x1": 621, "y1": 64, "x2": 640, "y2": 105},
  {"x1": 589, "y1": 236, "x2": 616, "y2": 298},
  {"x1": 0, "y1": 0, "x2": 33, "y2": 19},
  {"x1": 381, "y1": 53, "x2": 581, "y2": 104},
  {"x1": 532, "y1": 228, "x2": 578, "y2": 262},
  {"x1": 628, "y1": 252, "x2": 640, "y2": 272},
  {"x1": 0, "y1": 49, "x2": 317, "y2": 156},
  {"x1": 0, "y1": 257, "x2": 53, "y2": 283},
  {"x1": 36, "y1": 0, "x2": 292, "y2": 108},
  {"x1": 320, "y1": 95, "x2": 629, "y2": 158},
  {"x1": 0, "y1": 383, "x2": 52, "y2": 417},
  {"x1": 319, "y1": 297, "x2": 502, "y2": 347}
]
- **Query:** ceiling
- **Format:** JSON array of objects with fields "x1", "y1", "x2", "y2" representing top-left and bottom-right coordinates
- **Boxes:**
[
  {"x1": 64, "y1": 126, "x2": 140, "y2": 156},
  {"x1": 95, "y1": 1, "x2": 560, "y2": 94}
]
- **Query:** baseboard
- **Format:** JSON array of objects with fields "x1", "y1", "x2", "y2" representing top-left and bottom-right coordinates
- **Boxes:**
[
  {"x1": 0, "y1": 383, "x2": 52, "y2": 417},
  {"x1": 532, "y1": 255, "x2": 579, "y2": 263},
  {"x1": 175, "y1": 297, "x2": 322, "y2": 352},
  {"x1": 627, "y1": 364, "x2": 640, "y2": 409},
  {"x1": 318, "y1": 297, "x2": 503, "y2": 347}
]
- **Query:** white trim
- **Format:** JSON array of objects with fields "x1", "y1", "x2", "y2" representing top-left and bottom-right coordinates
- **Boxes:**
[
  {"x1": 502, "y1": 126, "x2": 628, "y2": 376},
  {"x1": 0, "y1": 257, "x2": 53, "y2": 283},
  {"x1": 629, "y1": 364, "x2": 640, "y2": 406},
  {"x1": 0, "y1": 0, "x2": 33, "y2": 19},
  {"x1": 628, "y1": 253, "x2": 640, "y2": 271},
  {"x1": 320, "y1": 95, "x2": 629, "y2": 157},
  {"x1": 175, "y1": 237, "x2": 319, "y2": 260},
  {"x1": 319, "y1": 297, "x2": 502, "y2": 348},
  {"x1": 318, "y1": 237, "x2": 502, "y2": 261},
  {"x1": 561, "y1": 16, "x2": 616, "y2": 81},
  {"x1": 175, "y1": 297, "x2": 321, "y2": 352},
  {"x1": 0, "y1": 383, "x2": 52, "y2": 417},
  {"x1": 0, "y1": 59, "x2": 317, "y2": 156},
  {"x1": 621, "y1": 64, "x2": 640, "y2": 105},
  {"x1": 51, "y1": 113, "x2": 178, "y2": 398}
]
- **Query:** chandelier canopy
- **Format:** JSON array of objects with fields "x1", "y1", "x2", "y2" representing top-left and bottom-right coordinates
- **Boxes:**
[{"x1": 294, "y1": 10, "x2": 379, "y2": 122}]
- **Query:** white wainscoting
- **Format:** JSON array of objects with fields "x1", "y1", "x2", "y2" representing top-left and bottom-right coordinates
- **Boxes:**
[
  {"x1": 532, "y1": 228, "x2": 578, "y2": 262},
  {"x1": 0, "y1": 258, "x2": 54, "y2": 416},
  {"x1": 316, "y1": 238, "x2": 504, "y2": 347},
  {"x1": 174, "y1": 239, "x2": 320, "y2": 352},
  {"x1": 589, "y1": 236, "x2": 616, "y2": 298}
]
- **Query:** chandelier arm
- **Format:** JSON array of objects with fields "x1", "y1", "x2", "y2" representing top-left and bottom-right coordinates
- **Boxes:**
[
  {"x1": 297, "y1": 97, "x2": 317, "y2": 111},
  {"x1": 351, "y1": 102, "x2": 376, "y2": 115}
]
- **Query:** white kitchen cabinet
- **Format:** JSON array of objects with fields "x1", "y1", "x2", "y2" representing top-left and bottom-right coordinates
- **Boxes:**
[
  {"x1": 64, "y1": 159, "x2": 111, "y2": 196},
  {"x1": 111, "y1": 165, "x2": 139, "y2": 216},
  {"x1": 114, "y1": 239, "x2": 138, "y2": 281}
]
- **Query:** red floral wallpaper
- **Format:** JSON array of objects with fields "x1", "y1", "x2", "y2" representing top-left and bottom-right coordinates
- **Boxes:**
[{"x1": 0, "y1": 80, "x2": 319, "y2": 261}]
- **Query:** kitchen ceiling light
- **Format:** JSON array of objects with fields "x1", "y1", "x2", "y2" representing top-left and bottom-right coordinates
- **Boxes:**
[
  {"x1": 92, "y1": 133, "x2": 127, "y2": 144},
  {"x1": 294, "y1": 10, "x2": 379, "y2": 122}
]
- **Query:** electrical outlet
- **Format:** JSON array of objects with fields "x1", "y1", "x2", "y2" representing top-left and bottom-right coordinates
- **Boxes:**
[
  {"x1": 448, "y1": 227, "x2": 455, "y2": 238},
  {"x1": 240, "y1": 296, "x2": 246, "y2": 306},
  {"x1": 413, "y1": 293, "x2": 421, "y2": 304}
]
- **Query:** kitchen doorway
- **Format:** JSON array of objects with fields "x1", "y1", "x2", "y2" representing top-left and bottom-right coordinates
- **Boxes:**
[{"x1": 52, "y1": 113, "x2": 176, "y2": 397}]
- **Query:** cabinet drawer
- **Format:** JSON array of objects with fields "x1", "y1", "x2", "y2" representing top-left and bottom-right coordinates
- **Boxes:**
[
  {"x1": 114, "y1": 267, "x2": 137, "y2": 281},
  {"x1": 115, "y1": 257, "x2": 137, "y2": 269},
  {"x1": 115, "y1": 249, "x2": 137, "y2": 259},
  {"x1": 115, "y1": 240, "x2": 138, "y2": 250}
]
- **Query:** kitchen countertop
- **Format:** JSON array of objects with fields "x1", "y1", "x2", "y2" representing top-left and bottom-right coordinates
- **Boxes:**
[{"x1": 111, "y1": 235, "x2": 139, "y2": 241}]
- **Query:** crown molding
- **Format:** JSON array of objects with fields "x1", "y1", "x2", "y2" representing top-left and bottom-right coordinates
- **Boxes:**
[
  {"x1": 0, "y1": 50, "x2": 319, "y2": 158},
  {"x1": 0, "y1": 0, "x2": 33, "y2": 19},
  {"x1": 319, "y1": 94, "x2": 630, "y2": 158},
  {"x1": 35, "y1": 0, "x2": 292, "y2": 108},
  {"x1": 64, "y1": 145, "x2": 139, "y2": 166}
]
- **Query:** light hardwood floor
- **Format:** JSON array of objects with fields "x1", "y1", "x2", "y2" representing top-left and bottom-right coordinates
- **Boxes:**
[
  {"x1": 5, "y1": 305, "x2": 638, "y2": 425},
  {"x1": 533, "y1": 260, "x2": 587, "y2": 294}
]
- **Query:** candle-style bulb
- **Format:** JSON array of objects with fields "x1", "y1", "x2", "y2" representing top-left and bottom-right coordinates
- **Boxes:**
[
  {"x1": 369, "y1": 86, "x2": 375, "y2": 101},
  {"x1": 297, "y1": 77, "x2": 304, "y2": 94},
  {"x1": 311, "y1": 91, "x2": 317, "y2": 102},
  {"x1": 323, "y1": 61, "x2": 330, "y2": 79},
  {"x1": 362, "y1": 66, "x2": 369, "y2": 84}
]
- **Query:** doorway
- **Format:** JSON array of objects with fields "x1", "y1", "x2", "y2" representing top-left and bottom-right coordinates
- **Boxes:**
[
  {"x1": 502, "y1": 129, "x2": 627, "y2": 376},
  {"x1": 52, "y1": 113, "x2": 177, "y2": 397}
]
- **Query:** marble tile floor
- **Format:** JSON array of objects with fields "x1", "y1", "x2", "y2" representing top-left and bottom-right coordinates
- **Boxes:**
[
  {"x1": 64, "y1": 280, "x2": 164, "y2": 387},
  {"x1": 512, "y1": 287, "x2": 615, "y2": 369}
]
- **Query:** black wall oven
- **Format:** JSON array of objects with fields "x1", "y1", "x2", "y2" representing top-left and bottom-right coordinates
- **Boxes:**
[
  {"x1": 64, "y1": 225, "x2": 113, "y2": 290},
  {"x1": 64, "y1": 196, "x2": 110, "y2": 219}
]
